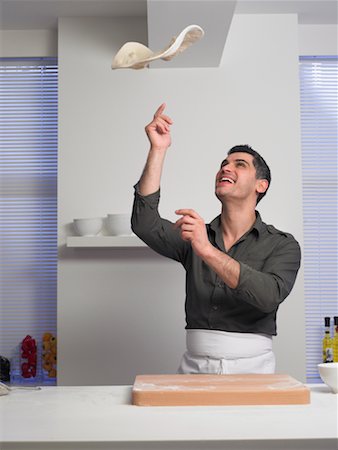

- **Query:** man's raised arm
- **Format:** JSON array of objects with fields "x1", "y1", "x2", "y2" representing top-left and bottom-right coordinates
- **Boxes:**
[{"x1": 138, "y1": 103, "x2": 173, "y2": 196}]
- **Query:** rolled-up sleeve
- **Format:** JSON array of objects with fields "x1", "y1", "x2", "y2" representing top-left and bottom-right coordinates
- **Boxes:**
[
  {"x1": 131, "y1": 183, "x2": 189, "y2": 263},
  {"x1": 234, "y1": 236, "x2": 301, "y2": 313}
]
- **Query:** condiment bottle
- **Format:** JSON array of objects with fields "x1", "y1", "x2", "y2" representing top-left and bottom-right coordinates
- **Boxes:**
[
  {"x1": 322, "y1": 317, "x2": 333, "y2": 363},
  {"x1": 333, "y1": 316, "x2": 338, "y2": 363}
]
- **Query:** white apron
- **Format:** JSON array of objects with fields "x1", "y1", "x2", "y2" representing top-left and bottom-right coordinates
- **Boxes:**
[{"x1": 178, "y1": 329, "x2": 275, "y2": 375}]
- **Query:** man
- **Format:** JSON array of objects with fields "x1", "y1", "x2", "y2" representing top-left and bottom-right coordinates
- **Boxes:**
[{"x1": 131, "y1": 103, "x2": 301, "y2": 374}]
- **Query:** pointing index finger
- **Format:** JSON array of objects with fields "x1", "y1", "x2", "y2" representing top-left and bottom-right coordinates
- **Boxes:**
[{"x1": 154, "y1": 103, "x2": 166, "y2": 118}]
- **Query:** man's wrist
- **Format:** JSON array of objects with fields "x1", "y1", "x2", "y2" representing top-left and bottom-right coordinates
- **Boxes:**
[
  {"x1": 149, "y1": 145, "x2": 169, "y2": 153},
  {"x1": 197, "y1": 241, "x2": 217, "y2": 261}
]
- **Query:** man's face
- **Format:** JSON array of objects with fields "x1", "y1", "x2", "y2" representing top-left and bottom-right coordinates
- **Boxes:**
[{"x1": 215, "y1": 152, "x2": 268, "y2": 204}]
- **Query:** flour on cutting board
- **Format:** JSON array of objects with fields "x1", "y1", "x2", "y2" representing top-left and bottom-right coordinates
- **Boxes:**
[
  {"x1": 133, "y1": 374, "x2": 306, "y2": 391},
  {"x1": 267, "y1": 380, "x2": 305, "y2": 390},
  {"x1": 133, "y1": 383, "x2": 221, "y2": 391}
]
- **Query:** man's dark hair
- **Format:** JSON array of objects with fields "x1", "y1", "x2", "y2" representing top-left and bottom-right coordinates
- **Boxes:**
[{"x1": 227, "y1": 144, "x2": 271, "y2": 204}]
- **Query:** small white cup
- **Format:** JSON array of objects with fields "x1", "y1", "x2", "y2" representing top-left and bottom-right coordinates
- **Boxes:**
[
  {"x1": 106, "y1": 213, "x2": 132, "y2": 236},
  {"x1": 73, "y1": 217, "x2": 103, "y2": 236}
]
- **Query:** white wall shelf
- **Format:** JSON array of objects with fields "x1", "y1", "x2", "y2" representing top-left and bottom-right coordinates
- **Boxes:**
[{"x1": 66, "y1": 235, "x2": 146, "y2": 247}]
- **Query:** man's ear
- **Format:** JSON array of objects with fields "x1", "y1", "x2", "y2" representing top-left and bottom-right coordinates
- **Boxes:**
[{"x1": 256, "y1": 179, "x2": 269, "y2": 195}]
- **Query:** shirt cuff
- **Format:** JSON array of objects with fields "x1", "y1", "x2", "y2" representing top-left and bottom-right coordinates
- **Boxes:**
[
  {"x1": 133, "y1": 182, "x2": 161, "y2": 208},
  {"x1": 236, "y1": 262, "x2": 254, "y2": 293}
]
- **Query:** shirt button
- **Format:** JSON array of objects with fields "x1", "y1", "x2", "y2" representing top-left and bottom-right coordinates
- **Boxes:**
[
  {"x1": 217, "y1": 282, "x2": 224, "y2": 288},
  {"x1": 212, "y1": 305, "x2": 218, "y2": 311}
]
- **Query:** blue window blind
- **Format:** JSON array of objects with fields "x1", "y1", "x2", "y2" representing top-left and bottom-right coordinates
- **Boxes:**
[
  {"x1": 0, "y1": 58, "x2": 58, "y2": 375},
  {"x1": 299, "y1": 56, "x2": 338, "y2": 383}
]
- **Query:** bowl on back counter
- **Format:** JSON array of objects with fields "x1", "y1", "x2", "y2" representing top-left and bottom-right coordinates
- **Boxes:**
[
  {"x1": 318, "y1": 363, "x2": 338, "y2": 393},
  {"x1": 106, "y1": 214, "x2": 132, "y2": 236},
  {"x1": 73, "y1": 217, "x2": 103, "y2": 236}
]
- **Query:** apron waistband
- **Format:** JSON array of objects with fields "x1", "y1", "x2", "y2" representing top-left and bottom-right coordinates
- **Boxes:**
[{"x1": 186, "y1": 329, "x2": 273, "y2": 360}]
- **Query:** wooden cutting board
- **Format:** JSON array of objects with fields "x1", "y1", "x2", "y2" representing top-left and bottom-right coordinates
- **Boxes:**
[{"x1": 132, "y1": 374, "x2": 310, "y2": 406}]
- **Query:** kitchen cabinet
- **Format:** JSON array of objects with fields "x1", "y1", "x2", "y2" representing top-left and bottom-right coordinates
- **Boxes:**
[{"x1": 0, "y1": 383, "x2": 336, "y2": 450}]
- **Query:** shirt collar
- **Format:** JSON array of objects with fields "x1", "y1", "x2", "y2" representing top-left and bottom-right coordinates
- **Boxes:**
[{"x1": 209, "y1": 210, "x2": 265, "y2": 238}]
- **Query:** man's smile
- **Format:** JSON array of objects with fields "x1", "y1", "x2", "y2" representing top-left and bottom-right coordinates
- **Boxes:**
[{"x1": 217, "y1": 176, "x2": 236, "y2": 185}]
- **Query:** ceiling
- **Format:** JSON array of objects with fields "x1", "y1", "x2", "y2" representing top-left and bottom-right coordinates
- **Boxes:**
[
  {"x1": 1, "y1": 0, "x2": 336, "y2": 68},
  {"x1": 0, "y1": 0, "x2": 337, "y2": 30}
]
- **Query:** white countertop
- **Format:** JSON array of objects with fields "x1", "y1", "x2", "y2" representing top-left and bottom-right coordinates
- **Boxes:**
[{"x1": 0, "y1": 383, "x2": 337, "y2": 450}]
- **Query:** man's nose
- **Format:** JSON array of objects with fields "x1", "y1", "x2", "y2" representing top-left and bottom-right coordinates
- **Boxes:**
[{"x1": 222, "y1": 164, "x2": 234, "y2": 173}]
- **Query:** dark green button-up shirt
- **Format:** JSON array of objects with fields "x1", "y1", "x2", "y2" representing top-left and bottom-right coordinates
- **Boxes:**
[{"x1": 131, "y1": 185, "x2": 301, "y2": 336}]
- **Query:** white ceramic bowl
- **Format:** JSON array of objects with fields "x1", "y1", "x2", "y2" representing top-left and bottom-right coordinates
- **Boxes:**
[
  {"x1": 73, "y1": 217, "x2": 103, "y2": 236},
  {"x1": 106, "y1": 213, "x2": 132, "y2": 236},
  {"x1": 318, "y1": 363, "x2": 338, "y2": 393}
]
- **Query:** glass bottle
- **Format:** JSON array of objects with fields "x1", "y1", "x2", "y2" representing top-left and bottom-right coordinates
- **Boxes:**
[
  {"x1": 322, "y1": 317, "x2": 333, "y2": 363},
  {"x1": 333, "y1": 316, "x2": 338, "y2": 363}
]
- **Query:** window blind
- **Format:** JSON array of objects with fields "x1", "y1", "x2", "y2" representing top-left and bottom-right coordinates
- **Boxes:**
[
  {"x1": 0, "y1": 58, "x2": 58, "y2": 370},
  {"x1": 299, "y1": 56, "x2": 338, "y2": 383}
]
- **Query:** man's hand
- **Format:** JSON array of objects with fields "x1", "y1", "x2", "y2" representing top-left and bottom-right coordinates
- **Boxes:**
[
  {"x1": 175, "y1": 208, "x2": 240, "y2": 289},
  {"x1": 175, "y1": 209, "x2": 212, "y2": 258},
  {"x1": 145, "y1": 103, "x2": 173, "y2": 151},
  {"x1": 138, "y1": 103, "x2": 173, "y2": 196}
]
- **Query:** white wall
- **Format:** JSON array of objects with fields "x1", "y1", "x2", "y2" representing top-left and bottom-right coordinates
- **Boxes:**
[
  {"x1": 298, "y1": 24, "x2": 337, "y2": 55},
  {"x1": 1, "y1": 23, "x2": 336, "y2": 59},
  {"x1": 0, "y1": 30, "x2": 57, "y2": 57},
  {"x1": 58, "y1": 14, "x2": 306, "y2": 385}
]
